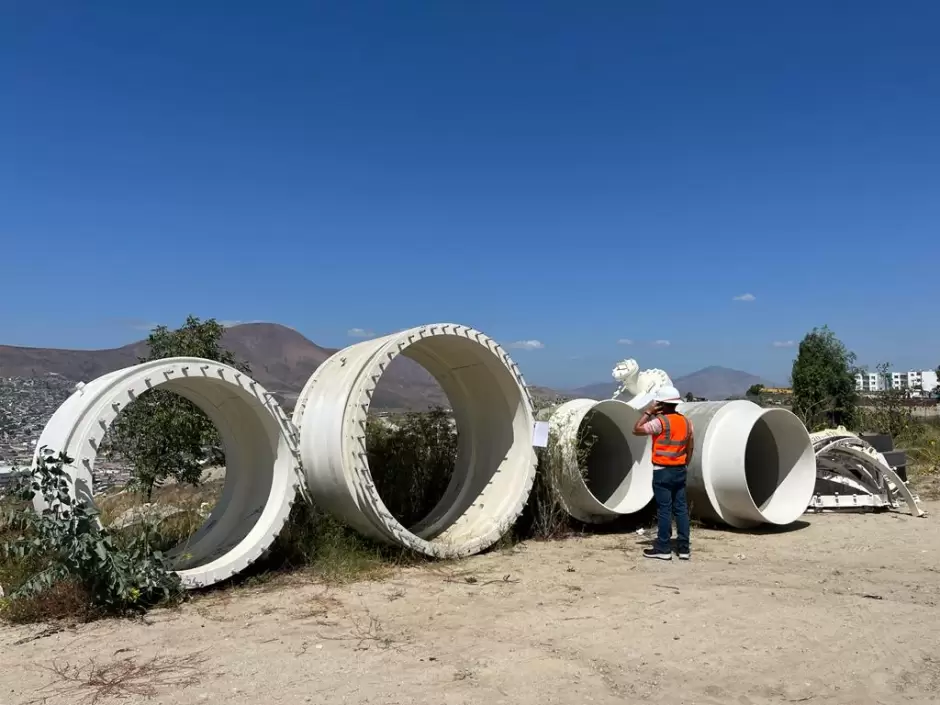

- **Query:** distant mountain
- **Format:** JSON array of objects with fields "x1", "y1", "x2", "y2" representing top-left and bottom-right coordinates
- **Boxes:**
[
  {"x1": 569, "y1": 366, "x2": 777, "y2": 402},
  {"x1": 672, "y1": 366, "x2": 777, "y2": 400},
  {"x1": 0, "y1": 323, "x2": 447, "y2": 411},
  {"x1": 0, "y1": 326, "x2": 778, "y2": 410}
]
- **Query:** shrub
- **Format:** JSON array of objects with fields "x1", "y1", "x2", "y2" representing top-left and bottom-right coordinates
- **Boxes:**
[{"x1": 0, "y1": 450, "x2": 182, "y2": 622}]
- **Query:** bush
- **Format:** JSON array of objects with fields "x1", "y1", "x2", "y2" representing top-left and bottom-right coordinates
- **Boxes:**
[
  {"x1": 0, "y1": 451, "x2": 182, "y2": 622},
  {"x1": 366, "y1": 408, "x2": 457, "y2": 527}
]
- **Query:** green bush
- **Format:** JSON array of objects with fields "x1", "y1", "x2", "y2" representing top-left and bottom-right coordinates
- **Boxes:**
[
  {"x1": 366, "y1": 408, "x2": 457, "y2": 527},
  {"x1": 0, "y1": 450, "x2": 182, "y2": 622}
]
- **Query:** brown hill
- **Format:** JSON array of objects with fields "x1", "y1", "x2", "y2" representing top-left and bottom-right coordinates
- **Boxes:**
[{"x1": 0, "y1": 323, "x2": 448, "y2": 411}]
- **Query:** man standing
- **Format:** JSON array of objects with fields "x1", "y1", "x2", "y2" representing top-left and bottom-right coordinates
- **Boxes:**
[{"x1": 632, "y1": 385, "x2": 694, "y2": 561}]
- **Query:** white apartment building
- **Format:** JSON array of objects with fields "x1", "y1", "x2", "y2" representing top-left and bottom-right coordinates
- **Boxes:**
[
  {"x1": 855, "y1": 369, "x2": 939, "y2": 397},
  {"x1": 855, "y1": 372, "x2": 887, "y2": 393}
]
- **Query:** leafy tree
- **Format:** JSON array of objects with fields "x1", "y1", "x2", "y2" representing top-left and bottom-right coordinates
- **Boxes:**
[
  {"x1": 107, "y1": 316, "x2": 248, "y2": 500},
  {"x1": 791, "y1": 326, "x2": 859, "y2": 431},
  {"x1": 685, "y1": 392, "x2": 694, "y2": 402},
  {"x1": 746, "y1": 384, "x2": 765, "y2": 397}
]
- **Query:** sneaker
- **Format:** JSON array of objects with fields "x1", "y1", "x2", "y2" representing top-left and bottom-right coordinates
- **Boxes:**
[
  {"x1": 643, "y1": 548, "x2": 672, "y2": 560},
  {"x1": 677, "y1": 551, "x2": 690, "y2": 561}
]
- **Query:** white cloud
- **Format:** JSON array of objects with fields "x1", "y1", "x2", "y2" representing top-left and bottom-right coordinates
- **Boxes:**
[
  {"x1": 347, "y1": 328, "x2": 376, "y2": 338},
  {"x1": 617, "y1": 338, "x2": 634, "y2": 345},
  {"x1": 652, "y1": 339, "x2": 671, "y2": 347},
  {"x1": 733, "y1": 293, "x2": 756, "y2": 302},
  {"x1": 773, "y1": 340, "x2": 795, "y2": 348},
  {"x1": 508, "y1": 340, "x2": 545, "y2": 350}
]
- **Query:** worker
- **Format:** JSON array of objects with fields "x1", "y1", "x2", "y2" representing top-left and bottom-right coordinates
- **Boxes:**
[{"x1": 632, "y1": 385, "x2": 694, "y2": 561}]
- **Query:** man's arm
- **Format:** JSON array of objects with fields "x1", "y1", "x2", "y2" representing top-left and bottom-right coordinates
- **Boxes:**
[
  {"x1": 685, "y1": 426, "x2": 695, "y2": 463},
  {"x1": 633, "y1": 403, "x2": 661, "y2": 436}
]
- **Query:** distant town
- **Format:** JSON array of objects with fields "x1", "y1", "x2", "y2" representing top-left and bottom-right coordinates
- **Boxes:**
[
  {"x1": 0, "y1": 375, "x2": 133, "y2": 492},
  {"x1": 855, "y1": 369, "x2": 939, "y2": 397}
]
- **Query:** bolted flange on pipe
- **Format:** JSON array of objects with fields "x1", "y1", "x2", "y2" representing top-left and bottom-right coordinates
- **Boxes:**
[
  {"x1": 292, "y1": 323, "x2": 538, "y2": 558},
  {"x1": 676, "y1": 400, "x2": 815, "y2": 528},
  {"x1": 547, "y1": 398, "x2": 654, "y2": 523}
]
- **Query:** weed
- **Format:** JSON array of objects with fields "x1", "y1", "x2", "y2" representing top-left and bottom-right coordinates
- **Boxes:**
[
  {"x1": 0, "y1": 450, "x2": 182, "y2": 622},
  {"x1": 29, "y1": 652, "x2": 208, "y2": 705}
]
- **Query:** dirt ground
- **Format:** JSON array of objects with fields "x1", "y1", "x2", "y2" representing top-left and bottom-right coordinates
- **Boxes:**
[{"x1": 2, "y1": 504, "x2": 939, "y2": 705}]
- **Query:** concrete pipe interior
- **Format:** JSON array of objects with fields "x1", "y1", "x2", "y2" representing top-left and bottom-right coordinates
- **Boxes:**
[
  {"x1": 32, "y1": 360, "x2": 298, "y2": 588},
  {"x1": 380, "y1": 334, "x2": 530, "y2": 543},
  {"x1": 578, "y1": 402, "x2": 651, "y2": 512},
  {"x1": 741, "y1": 408, "x2": 816, "y2": 524},
  {"x1": 294, "y1": 324, "x2": 537, "y2": 557}
]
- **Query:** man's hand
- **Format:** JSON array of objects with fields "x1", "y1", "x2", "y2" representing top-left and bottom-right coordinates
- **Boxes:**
[{"x1": 634, "y1": 401, "x2": 660, "y2": 435}]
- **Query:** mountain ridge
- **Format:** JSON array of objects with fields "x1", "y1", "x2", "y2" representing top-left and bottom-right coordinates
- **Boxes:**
[
  {"x1": 569, "y1": 365, "x2": 778, "y2": 401},
  {"x1": 0, "y1": 323, "x2": 447, "y2": 411},
  {"x1": 0, "y1": 323, "x2": 776, "y2": 407}
]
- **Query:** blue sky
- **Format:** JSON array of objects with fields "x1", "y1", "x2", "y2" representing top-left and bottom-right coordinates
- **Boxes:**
[{"x1": 2, "y1": 1, "x2": 938, "y2": 388}]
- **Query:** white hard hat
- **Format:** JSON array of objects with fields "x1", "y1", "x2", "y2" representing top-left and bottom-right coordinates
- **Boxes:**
[{"x1": 652, "y1": 385, "x2": 682, "y2": 404}]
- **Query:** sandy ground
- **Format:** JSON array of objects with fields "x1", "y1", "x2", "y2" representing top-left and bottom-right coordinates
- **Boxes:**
[{"x1": 2, "y1": 504, "x2": 939, "y2": 705}]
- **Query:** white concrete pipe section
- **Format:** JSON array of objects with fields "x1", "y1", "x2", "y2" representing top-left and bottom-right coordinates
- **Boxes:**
[
  {"x1": 547, "y1": 399, "x2": 654, "y2": 523},
  {"x1": 31, "y1": 358, "x2": 302, "y2": 588},
  {"x1": 292, "y1": 323, "x2": 538, "y2": 557},
  {"x1": 677, "y1": 400, "x2": 816, "y2": 528}
]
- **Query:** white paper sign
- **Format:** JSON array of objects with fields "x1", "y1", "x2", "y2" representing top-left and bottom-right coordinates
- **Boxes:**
[{"x1": 532, "y1": 421, "x2": 550, "y2": 448}]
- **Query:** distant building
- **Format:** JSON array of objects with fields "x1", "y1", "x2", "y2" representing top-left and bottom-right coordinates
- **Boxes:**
[
  {"x1": 855, "y1": 372, "x2": 888, "y2": 393},
  {"x1": 855, "y1": 369, "x2": 939, "y2": 397}
]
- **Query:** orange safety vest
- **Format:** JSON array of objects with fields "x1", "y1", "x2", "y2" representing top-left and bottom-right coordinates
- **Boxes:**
[{"x1": 651, "y1": 412, "x2": 691, "y2": 467}]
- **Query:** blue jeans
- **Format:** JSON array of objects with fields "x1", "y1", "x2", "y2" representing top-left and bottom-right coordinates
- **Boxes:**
[{"x1": 652, "y1": 467, "x2": 690, "y2": 554}]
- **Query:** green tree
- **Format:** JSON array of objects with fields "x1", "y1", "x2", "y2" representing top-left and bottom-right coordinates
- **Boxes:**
[
  {"x1": 746, "y1": 384, "x2": 765, "y2": 397},
  {"x1": 107, "y1": 316, "x2": 248, "y2": 500},
  {"x1": 791, "y1": 326, "x2": 859, "y2": 431}
]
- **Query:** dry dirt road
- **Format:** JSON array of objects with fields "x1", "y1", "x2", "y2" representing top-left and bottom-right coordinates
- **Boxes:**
[{"x1": 2, "y1": 504, "x2": 939, "y2": 705}]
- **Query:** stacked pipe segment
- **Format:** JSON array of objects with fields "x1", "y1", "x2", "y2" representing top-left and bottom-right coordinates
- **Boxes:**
[
  {"x1": 292, "y1": 323, "x2": 538, "y2": 558},
  {"x1": 676, "y1": 400, "x2": 816, "y2": 528},
  {"x1": 31, "y1": 358, "x2": 302, "y2": 589},
  {"x1": 547, "y1": 399, "x2": 654, "y2": 523}
]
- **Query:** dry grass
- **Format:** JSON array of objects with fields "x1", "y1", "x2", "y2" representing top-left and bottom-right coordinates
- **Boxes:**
[
  {"x1": 96, "y1": 479, "x2": 224, "y2": 523},
  {"x1": 1, "y1": 581, "x2": 96, "y2": 625},
  {"x1": 95, "y1": 480, "x2": 225, "y2": 557},
  {"x1": 26, "y1": 652, "x2": 209, "y2": 705},
  {"x1": 904, "y1": 421, "x2": 940, "y2": 500},
  {"x1": 316, "y1": 604, "x2": 407, "y2": 652}
]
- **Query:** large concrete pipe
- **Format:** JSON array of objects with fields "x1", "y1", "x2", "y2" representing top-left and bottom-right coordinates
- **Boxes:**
[
  {"x1": 677, "y1": 400, "x2": 816, "y2": 528},
  {"x1": 292, "y1": 323, "x2": 537, "y2": 558},
  {"x1": 547, "y1": 399, "x2": 654, "y2": 523},
  {"x1": 32, "y1": 358, "x2": 302, "y2": 588}
]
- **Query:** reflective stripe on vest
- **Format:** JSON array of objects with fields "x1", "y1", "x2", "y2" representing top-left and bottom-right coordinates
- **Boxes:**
[{"x1": 651, "y1": 413, "x2": 690, "y2": 466}]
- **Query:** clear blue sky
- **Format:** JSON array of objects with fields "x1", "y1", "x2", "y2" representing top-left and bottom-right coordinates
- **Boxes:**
[{"x1": 2, "y1": 2, "x2": 938, "y2": 388}]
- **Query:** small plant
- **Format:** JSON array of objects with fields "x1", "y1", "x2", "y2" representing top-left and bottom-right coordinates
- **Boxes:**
[
  {"x1": 858, "y1": 362, "x2": 919, "y2": 439},
  {"x1": 0, "y1": 450, "x2": 182, "y2": 620}
]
